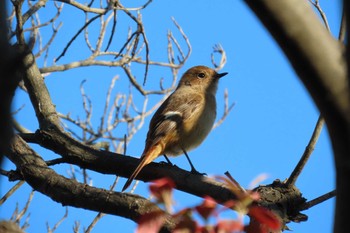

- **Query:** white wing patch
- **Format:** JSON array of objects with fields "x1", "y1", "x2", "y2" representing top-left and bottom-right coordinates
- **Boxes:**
[{"x1": 163, "y1": 111, "x2": 182, "y2": 120}]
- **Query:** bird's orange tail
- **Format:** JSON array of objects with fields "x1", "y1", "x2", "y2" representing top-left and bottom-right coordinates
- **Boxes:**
[{"x1": 122, "y1": 144, "x2": 163, "y2": 192}]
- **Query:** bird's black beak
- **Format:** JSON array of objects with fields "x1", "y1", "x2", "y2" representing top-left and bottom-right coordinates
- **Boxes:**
[{"x1": 216, "y1": 72, "x2": 228, "y2": 78}]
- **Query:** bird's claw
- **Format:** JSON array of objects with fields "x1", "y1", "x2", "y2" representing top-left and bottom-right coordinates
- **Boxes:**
[
  {"x1": 160, "y1": 161, "x2": 173, "y2": 166},
  {"x1": 190, "y1": 168, "x2": 206, "y2": 176}
]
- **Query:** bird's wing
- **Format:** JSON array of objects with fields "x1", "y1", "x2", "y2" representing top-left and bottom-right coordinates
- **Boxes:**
[{"x1": 147, "y1": 92, "x2": 203, "y2": 141}]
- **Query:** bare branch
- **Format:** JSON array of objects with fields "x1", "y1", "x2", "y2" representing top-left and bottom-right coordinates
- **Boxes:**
[
  {"x1": 46, "y1": 207, "x2": 68, "y2": 233},
  {"x1": 85, "y1": 176, "x2": 119, "y2": 233},
  {"x1": 116, "y1": 4, "x2": 150, "y2": 84},
  {"x1": 20, "y1": 49, "x2": 62, "y2": 130},
  {"x1": 211, "y1": 44, "x2": 227, "y2": 71},
  {"x1": 7, "y1": 135, "x2": 175, "y2": 230},
  {"x1": 104, "y1": 9, "x2": 117, "y2": 52},
  {"x1": 0, "y1": 181, "x2": 25, "y2": 205},
  {"x1": 56, "y1": 0, "x2": 107, "y2": 14},
  {"x1": 13, "y1": 190, "x2": 34, "y2": 224},
  {"x1": 338, "y1": 8, "x2": 346, "y2": 42},
  {"x1": 170, "y1": 17, "x2": 192, "y2": 65},
  {"x1": 309, "y1": 0, "x2": 331, "y2": 32},
  {"x1": 300, "y1": 190, "x2": 336, "y2": 211},
  {"x1": 286, "y1": 116, "x2": 325, "y2": 186},
  {"x1": 13, "y1": 0, "x2": 25, "y2": 45},
  {"x1": 55, "y1": 13, "x2": 103, "y2": 62},
  {"x1": 213, "y1": 89, "x2": 235, "y2": 129},
  {"x1": 243, "y1": 0, "x2": 349, "y2": 120}
]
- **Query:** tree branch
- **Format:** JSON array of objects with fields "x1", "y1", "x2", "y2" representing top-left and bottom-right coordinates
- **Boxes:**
[
  {"x1": 243, "y1": 1, "x2": 348, "y2": 122},
  {"x1": 286, "y1": 116, "x2": 324, "y2": 186},
  {"x1": 243, "y1": 1, "x2": 349, "y2": 232},
  {"x1": 20, "y1": 48, "x2": 62, "y2": 130},
  {"x1": 7, "y1": 135, "x2": 175, "y2": 232},
  {"x1": 14, "y1": 127, "x2": 307, "y2": 227}
]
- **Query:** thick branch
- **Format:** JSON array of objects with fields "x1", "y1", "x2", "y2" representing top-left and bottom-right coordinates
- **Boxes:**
[
  {"x1": 286, "y1": 116, "x2": 324, "y2": 186},
  {"x1": 243, "y1": 1, "x2": 350, "y2": 233},
  {"x1": 19, "y1": 128, "x2": 307, "y2": 226},
  {"x1": 0, "y1": 1, "x2": 21, "y2": 161},
  {"x1": 20, "y1": 47, "x2": 62, "y2": 130},
  {"x1": 22, "y1": 129, "x2": 238, "y2": 204},
  {"x1": 7, "y1": 135, "x2": 175, "y2": 232},
  {"x1": 243, "y1": 0, "x2": 348, "y2": 123}
]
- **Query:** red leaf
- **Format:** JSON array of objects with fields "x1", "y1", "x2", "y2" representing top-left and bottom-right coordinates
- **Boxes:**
[
  {"x1": 248, "y1": 206, "x2": 281, "y2": 230},
  {"x1": 173, "y1": 211, "x2": 197, "y2": 233},
  {"x1": 218, "y1": 200, "x2": 237, "y2": 212},
  {"x1": 149, "y1": 177, "x2": 175, "y2": 200},
  {"x1": 195, "y1": 196, "x2": 217, "y2": 220},
  {"x1": 136, "y1": 211, "x2": 166, "y2": 233},
  {"x1": 244, "y1": 219, "x2": 267, "y2": 233},
  {"x1": 216, "y1": 219, "x2": 244, "y2": 233}
]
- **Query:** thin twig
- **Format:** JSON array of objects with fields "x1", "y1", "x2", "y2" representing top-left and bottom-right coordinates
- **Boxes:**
[
  {"x1": 171, "y1": 17, "x2": 191, "y2": 64},
  {"x1": 46, "y1": 158, "x2": 67, "y2": 166},
  {"x1": 14, "y1": 0, "x2": 25, "y2": 44},
  {"x1": 213, "y1": 89, "x2": 235, "y2": 129},
  {"x1": 47, "y1": 207, "x2": 68, "y2": 233},
  {"x1": 85, "y1": 171, "x2": 120, "y2": 233},
  {"x1": 286, "y1": 116, "x2": 325, "y2": 186},
  {"x1": 13, "y1": 120, "x2": 32, "y2": 134},
  {"x1": 105, "y1": 9, "x2": 117, "y2": 51},
  {"x1": 224, "y1": 171, "x2": 246, "y2": 193},
  {"x1": 211, "y1": 44, "x2": 227, "y2": 71},
  {"x1": 35, "y1": 22, "x2": 63, "y2": 58},
  {"x1": 309, "y1": 0, "x2": 331, "y2": 32},
  {"x1": 300, "y1": 190, "x2": 336, "y2": 211},
  {"x1": 14, "y1": 190, "x2": 35, "y2": 223},
  {"x1": 56, "y1": 13, "x2": 104, "y2": 62},
  {"x1": 99, "y1": 75, "x2": 119, "y2": 134},
  {"x1": 0, "y1": 181, "x2": 25, "y2": 205},
  {"x1": 338, "y1": 8, "x2": 346, "y2": 42}
]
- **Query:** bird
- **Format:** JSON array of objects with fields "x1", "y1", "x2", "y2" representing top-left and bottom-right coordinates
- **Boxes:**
[{"x1": 122, "y1": 65, "x2": 228, "y2": 191}]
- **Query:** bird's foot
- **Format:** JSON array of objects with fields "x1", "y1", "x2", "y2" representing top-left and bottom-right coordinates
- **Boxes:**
[
  {"x1": 190, "y1": 168, "x2": 206, "y2": 176},
  {"x1": 160, "y1": 160, "x2": 174, "y2": 166}
]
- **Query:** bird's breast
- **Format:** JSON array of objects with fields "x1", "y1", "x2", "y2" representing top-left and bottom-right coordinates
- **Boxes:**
[{"x1": 181, "y1": 94, "x2": 216, "y2": 151}]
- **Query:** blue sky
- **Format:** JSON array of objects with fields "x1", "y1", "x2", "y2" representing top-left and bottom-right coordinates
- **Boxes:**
[{"x1": 1, "y1": 0, "x2": 340, "y2": 232}]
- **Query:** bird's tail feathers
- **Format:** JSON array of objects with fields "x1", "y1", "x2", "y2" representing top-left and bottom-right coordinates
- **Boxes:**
[{"x1": 122, "y1": 144, "x2": 163, "y2": 192}]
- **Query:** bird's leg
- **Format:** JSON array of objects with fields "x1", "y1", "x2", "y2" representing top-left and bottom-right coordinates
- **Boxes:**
[
  {"x1": 162, "y1": 154, "x2": 173, "y2": 165},
  {"x1": 182, "y1": 149, "x2": 206, "y2": 175}
]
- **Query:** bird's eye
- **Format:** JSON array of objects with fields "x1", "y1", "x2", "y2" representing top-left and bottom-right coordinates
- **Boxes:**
[{"x1": 197, "y1": 73, "x2": 206, "y2": 78}]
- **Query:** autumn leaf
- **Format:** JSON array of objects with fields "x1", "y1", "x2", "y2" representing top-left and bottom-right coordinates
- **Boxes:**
[
  {"x1": 149, "y1": 178, "x2": 175, "y2": 199},
  {"x1": 215, "y1": 219, "x2": 244, "y2": 233},
  {"x1": 244, "y1": 218, "x2": 267, "y2": 233},
  {"x1": 136, "y1": 211, "x2": 167, "y2": 233},
  {"x1": 149, "y1": 177, "x2": 176, "y2": 212},
  {"x1": 172, "y1": 208, "x2": 197, "y2": 233},
  {"x1": 248, "y1": 206, "x2": 281, "y2": 230},
  {"x1": 195, "y1": 196, "x2": 218, "y2": 220}
]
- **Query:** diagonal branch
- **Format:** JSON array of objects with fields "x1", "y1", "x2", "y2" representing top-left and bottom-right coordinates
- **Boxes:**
[
  {"x1": 286, "y1": 116, "x2": 324, "y2": 186},
  {"x1": 243, "y1": 1, "x2": 349, "y2": 233},
  {"x1": 243, "y1": 0, "x2": 349, "y2": 122},
  {"x1": 20, "y1": 48, "x2": 62, "y2": 130},
  {"x1": 7, "y1": 135, "x2": 175, "y2": 232},
  {"x1": 300, "y1": 190, "x2": 336, "y2": 211}
]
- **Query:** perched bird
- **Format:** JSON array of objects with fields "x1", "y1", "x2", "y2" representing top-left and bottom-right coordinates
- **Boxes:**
[{"x1": 122, "y1": 65, "x2": 228, "y2": 191}]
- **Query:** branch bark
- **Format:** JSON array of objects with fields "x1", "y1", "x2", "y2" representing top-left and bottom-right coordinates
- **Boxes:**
[
  {"x1": 19, "y1": 47, "x2": 62, "y2": 130},
  {"x1": 242, "y1": 1, "x2": 349, "y2": 232},
  {"x1": 17, "y1": 128, "x2": 307, "y2": 228},
  {"x1": 0, "y1": 0, "x2": 21, "y2": 164},
  {"x1": 20, "y1": 129, "x2": 238, "y2": 204},
  {"x1": 7, "y1": 135, "x2": 175, "y2": 232}
]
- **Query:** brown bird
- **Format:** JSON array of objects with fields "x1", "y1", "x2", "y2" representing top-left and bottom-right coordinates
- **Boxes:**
[{"x1": 122, "y1": 66, "x2": 228, "y2": 191}]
